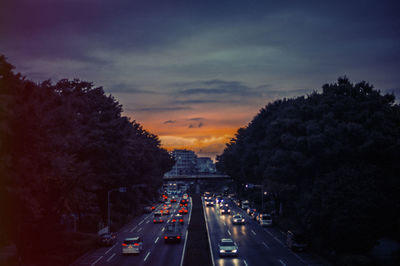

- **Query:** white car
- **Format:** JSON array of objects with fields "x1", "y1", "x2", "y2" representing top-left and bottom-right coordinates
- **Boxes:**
[
  {"x1": 122, "y1": 237, "x2": 143, "y2": 254},
  {"x1": 218, "y1": 238, "x2": 238, "y2": 257},
  {"x1": 232, "y1": 214, "x2": 245, "y2": 225}
]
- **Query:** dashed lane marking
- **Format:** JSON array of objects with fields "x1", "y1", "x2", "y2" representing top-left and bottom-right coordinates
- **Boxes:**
[
  {"x1": 104, "y1": 243, "x2": 116, "y2": 255},
  {"x1": 279, "y1": 259, "x2": 287, "y2": 266},
  {"x1": 146, "y1": 220, "x2": 150, "y2": 224},
  {"x1": 227, "y1": 230, "x2": 231, "y2": 236},
  {"x1": 137, "y1": 227, "x2": 142, "y2": 232},
  {"x1": 90, "y1": 256, "x2": 103, "y2": 266},
  {"x1": 155, "y1": 236, "x2": 159, "y2": 244},
  {"x1": 162, "y1": 227, "x2": 165, "y2": 232},
  {"x1": 243, "y1": 259, "x2": 249, "y2": 266},
  {"x1": 251, "y1": 230, "x2": 256, "y2": 236},
  {"x1": 130, "y1": 226, "x2": 137, "y2": 232},
  {"x1": 144, "y1": 251, "x2": 151, "y2": 261},
  {"x1": 138, "y1": 220, "x2": 144, "y2": 225},
  {"x1": 106, "y1": 253, "x2": 116, "y2": 262}
]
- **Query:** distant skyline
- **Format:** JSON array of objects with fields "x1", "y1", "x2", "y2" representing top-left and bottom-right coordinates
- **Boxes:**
[{"x1": 1, "y1": 0, "x2": 399, "y2": 159}]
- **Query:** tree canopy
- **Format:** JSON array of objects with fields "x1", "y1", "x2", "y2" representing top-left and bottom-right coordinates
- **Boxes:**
[
  {"x1": 0, "y1": 55, "x2": 175, "y2": 263},
  {"x1": 217, "y1": 77, "x2": 400, "y2": 253}
]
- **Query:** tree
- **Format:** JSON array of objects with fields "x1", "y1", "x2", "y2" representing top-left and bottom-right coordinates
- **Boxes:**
[{"x1": 217, "y1": 77, "x2": 400, "y2": 253}]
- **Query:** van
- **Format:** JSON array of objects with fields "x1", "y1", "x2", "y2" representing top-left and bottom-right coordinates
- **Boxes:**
[{"x1": 241, "y1": 200, "x2": 249, "y2": 210}]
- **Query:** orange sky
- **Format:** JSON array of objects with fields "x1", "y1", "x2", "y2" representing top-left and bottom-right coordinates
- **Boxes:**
[{"x1": 124, "y1": 103, "x2": 265, "y2": 160}]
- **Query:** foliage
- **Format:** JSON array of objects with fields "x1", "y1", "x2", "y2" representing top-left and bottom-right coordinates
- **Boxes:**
[
  {"x1": 0, "y1": 55, "x2": 174, "y2": 264},
  {"x1": 217, "y1": 77, "x2": 400, "y2": 253}
]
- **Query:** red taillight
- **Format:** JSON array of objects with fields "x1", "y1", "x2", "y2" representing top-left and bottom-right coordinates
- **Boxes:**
[
  {"x1": 172, "y1": 219, "x2": 176, "y2": 222},
  {"x1": 153, "y1": 220, "x2": 156, "y2": 222},
  {"x1": 122, "y1": 243, "x2": 127, "y2": 246},
  {"x1": 177, "y1": 236, "x2": 181, "y2": 239},
  {"x1": 160, "y1": 220, "x2": 163, "y2": 222},
  {"x1": 180, "y1": 219, "x2": 183, "y2": 222},
  {"x1": 164, "y1": 236, "x2": 168, "y2": 239},
  {"x1": 134, "y1": 243, "x2": 139, "y2": 246}
]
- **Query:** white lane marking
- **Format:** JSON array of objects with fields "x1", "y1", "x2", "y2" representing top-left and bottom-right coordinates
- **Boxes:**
[
  {"x1": 155, "y1": 236, "x2": 159, "y2": 244},
  {"x1": 138, "y1": 220, "x2": 144, "y2": 225},
  {"x1": 144, "y1": 251, "x2": 151, "y2": 261},
  {"x1": 180, "y1": 230, "x2": 189, "y2": 266},
  {"x1": 251, "y1": 230, "x2": 256, "y2": 236},
  {"x1": 137, "y1": 227, "x2": 142, "y2": 232},
  {"x1": 104, "y1": 243, "x2": 117, "y2": 255},
  {"x1": 243, "y1": 259, "x2": 249, "y2": 266},
  {"x1": 289, "y1": 249, "x2": 307, "y2": 264},
  {"x1": 188, "y1": 197, "x2": 193, "y2": 224},
  {"x1": 90, "y1": 256, "x2": 103, "y2": 266},
  {"x1": 273, "y1": 236, "x2": 285, "y2": 247},
  {"x1": 106, "y1": 253, "x2": 116, "y2": 262},
  {"x1": 162, "y1": 227, "x2": 165, "y2": 232},
  {"x1": 262, "y1": 241, "x2": 270, "y2": 249},
  {"x1": 130, "y1": 225, "x2": 137, "y2": 232},
  {"x1": 279, "y1": 259, "x2": 287, "y2": 266},
  {"x1": 146, "y1": 220, "x2": 150, "y2": 224},
  {"x1": 223, "y1": 221, "x2": 226, "y2": 226},
  {"x1": 227, "y1": 230, "x2": 231, "y2": 236},
  {"x1": 203, "y1": 198, "x2": 215, "y2": 266}
]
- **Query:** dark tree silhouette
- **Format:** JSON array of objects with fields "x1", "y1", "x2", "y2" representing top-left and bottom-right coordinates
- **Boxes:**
[{"x1": 217, "y1": 77, "x2": 400, "y2": 254}]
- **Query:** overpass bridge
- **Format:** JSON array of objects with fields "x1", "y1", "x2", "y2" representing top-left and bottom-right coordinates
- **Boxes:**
[{"x1": 163, "y1": 174, "x2": 231, "y2": 181}]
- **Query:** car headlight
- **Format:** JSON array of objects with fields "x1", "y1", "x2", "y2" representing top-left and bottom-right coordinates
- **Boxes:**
[
  {"x1": 241, "y1": 219, "x2": 245, "y2": 222},
  {"x1": 232, "y1": 249, "x2": 237, "y2": 253},
  {"x1": 220, "y1": 250, "x2": 226, "y2": 253}
]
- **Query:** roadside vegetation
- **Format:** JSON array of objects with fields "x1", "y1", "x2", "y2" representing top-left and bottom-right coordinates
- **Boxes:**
[
  {"x1": 217, "y1": 77, "x2": 400, "y2": 264},
  {"x1": 0, "y1": 55, "x2": 175, "y2": 265}
]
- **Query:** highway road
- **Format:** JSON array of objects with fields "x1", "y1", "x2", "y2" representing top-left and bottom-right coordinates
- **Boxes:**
[
  {"x1": 72, "y1": 198, "x2": 192, "y2": 266},
  {"x1": 203, "y1": 198, "x2": 326, "y2": 266}
]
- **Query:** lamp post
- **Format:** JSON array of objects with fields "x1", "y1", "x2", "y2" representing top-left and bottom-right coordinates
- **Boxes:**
[{"x1": 107, "y1": 184, "x2": 147, "y2": 233}]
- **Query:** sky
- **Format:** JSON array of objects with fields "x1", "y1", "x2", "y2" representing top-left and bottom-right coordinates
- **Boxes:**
[{"x1": 1, "y1": 0, "x2": 399, "y2": 159}]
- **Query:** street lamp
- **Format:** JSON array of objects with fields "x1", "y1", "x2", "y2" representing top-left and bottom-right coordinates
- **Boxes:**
[{"x1": 107, "y1": 184, "x2": 147, "y2": 233}]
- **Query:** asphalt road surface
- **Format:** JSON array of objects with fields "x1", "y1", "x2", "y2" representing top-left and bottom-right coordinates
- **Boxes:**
[
  {"x1": 203, "y1": 198, "x2": 327, "y2": 266},
  {"x1": 72, "y1": 198, "x2": 192, "y2": 266}
]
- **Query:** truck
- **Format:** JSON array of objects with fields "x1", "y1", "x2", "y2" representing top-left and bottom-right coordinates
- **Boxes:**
[{"x1": 241, "y1": 200, "x2": 249, "y2": 210}]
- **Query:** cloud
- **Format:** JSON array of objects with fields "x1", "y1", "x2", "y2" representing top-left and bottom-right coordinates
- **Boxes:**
[
  {"x1": 188, "y1": 117, "x2": 204, "y2": 121},
  {"x1": 127, "y1": 106, "x2": 192, "y2": 113},
  {"x1": 163, "y1": 120, "x2": 176, "y2": 124},
  {"x1": 188, "y1": 122, "x2": 204, "y2": 129}
]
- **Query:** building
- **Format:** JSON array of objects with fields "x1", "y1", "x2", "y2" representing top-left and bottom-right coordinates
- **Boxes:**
[
  {"x1": 197, "y1": 157, "x2": 216, "y2": 174},
  {"x1": 165, "y1": 149, "x2": 216, "y2": 176},
  {"x1": 166, "y1": 149, "x2": 198, "y2": 176}
]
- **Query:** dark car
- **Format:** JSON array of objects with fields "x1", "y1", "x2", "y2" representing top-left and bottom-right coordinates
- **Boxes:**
[
  {"x1": 98, "y1": 233, "x2": 117, "y2": 246},
  {"x1": 171, "y1": 214, "x2": 184, "y2": 225},
  {"x1": 164, "y1": 223, "x2": 182, "y2": 243}
]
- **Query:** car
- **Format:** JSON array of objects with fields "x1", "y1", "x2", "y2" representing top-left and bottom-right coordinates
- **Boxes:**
[
  {"x1": 160, "y1": 208, "x2": 170, "y2": 215},
  {"x1": 178, "y1": 207, "x2": 188, "y2": 214},
  {"x1": 122, "y1": 237, "x2": 143, "y2": 254},
  {"x1": 205, "y1": 200, "x2": 214, "y2": 207},
  {"x1": 153, "y1": 211, "x2": 164, "y2": 223},
  {"x1": 180, "y1": 199, "x2": 188, "y2": 207},
  {"x1": 182, "y1": 193, "x2": 189, "y2": 200},
  {"x1": 98, "y1": 233, "x2": 117, "y2": 246},
  {"x1": 232, "y1": 214, "x2": 245, "y2": 225},
  {"x1": 247, "y1": 208, "x2": 257, "y2": 215},
  {"x1": 171, "y1": 214, "x2": 184, "y2": 225},
  {"x1": 258, "y1": 213, "x2": 273, "y2": 226},
  {"x1": 164, "y1": 223, "x2": 182, "y2": 243},
  {"x1": 218, "y1": 238, "x2": 238, "y2": 257},
  {"x1": 220, "y1": 207, "x2": 231, "y2": 215},
  {"x1": 163, "y1": 203, "x2": 172, "y2": 209},
  {"x1": 286, "y1": 230, "x2": 308, "y2": 252},
  {"x1": 170, "y1": 197, "x2": 177, "y2": 203}
]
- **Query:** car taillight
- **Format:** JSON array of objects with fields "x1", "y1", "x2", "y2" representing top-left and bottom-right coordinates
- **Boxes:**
[
  {"x1": 172, "y1": 219, "x2": 176, "y2": 222},
  {"x1": 164, "y1": 236, "x2": 168, "y2": 239},
  {"x1": 122, "y1": 243, "x2": 127, "y2": 246},
  {"x1": 134, "y1": 243, "x2": 139, "y2": 246},
  {"x1": 153, "y1": 220, "x2": 156, "y2": 222},
  {"x1": 177, "y1": 236, "x2": 181, "y2": 239},
  {"x1": 180, "y1": 219, "x2": 183, "y2": 222}
]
